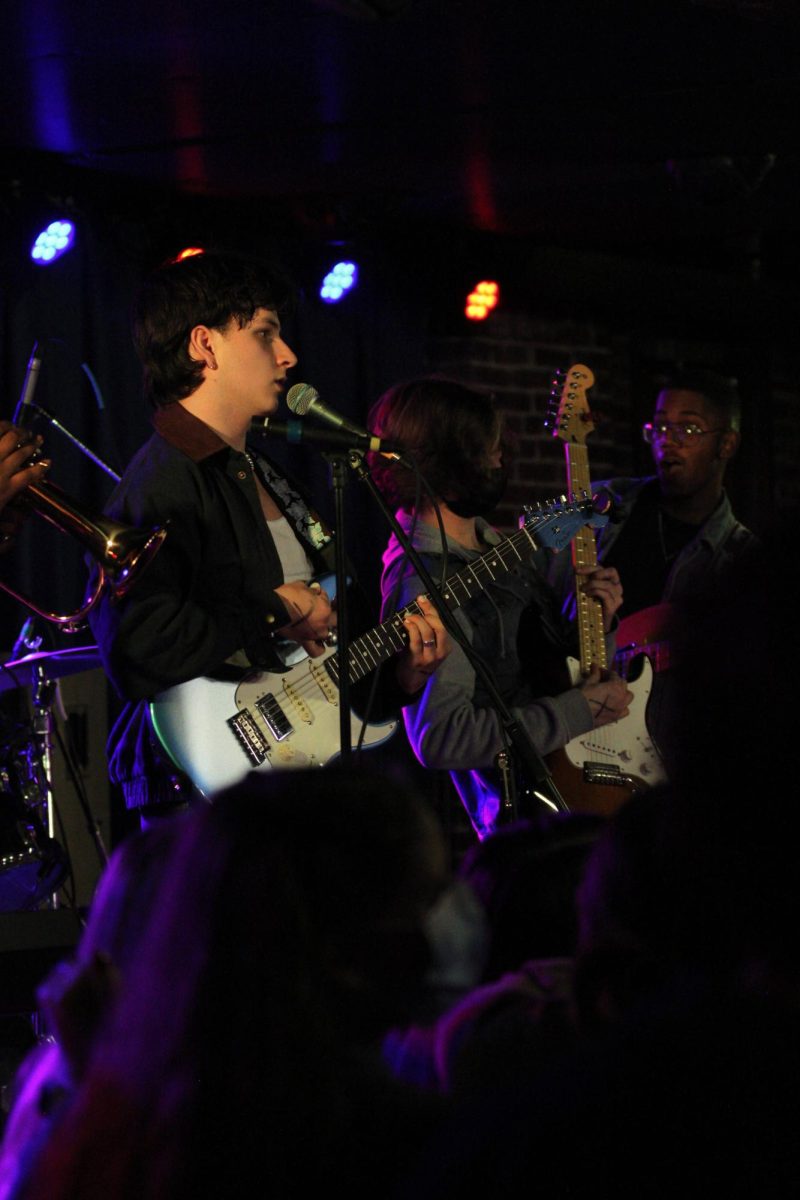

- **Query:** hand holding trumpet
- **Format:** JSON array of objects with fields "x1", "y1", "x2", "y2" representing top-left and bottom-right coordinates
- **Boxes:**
[
  {"x1": 0, "y1": 421, "x2": 51, "y2": 550},
  {"x1": 0, "y1": 423, "x2": 165, "y2": 625}
]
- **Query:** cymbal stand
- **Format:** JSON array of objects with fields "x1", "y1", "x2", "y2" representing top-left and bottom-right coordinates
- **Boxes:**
[{"x1": 30, "y1": 666, "x2": 59, "y2": 907}]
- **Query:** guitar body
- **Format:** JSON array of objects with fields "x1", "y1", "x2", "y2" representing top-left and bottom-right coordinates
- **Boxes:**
[
  {"x1": 149, "y1": 653, "x2": 397, "y2": 798},
  {"x1": 616, "y1": 602, "x2": 675, "y2": 675},
  {"x1": 547, "y1": 652, "x2": 666, "y2": 817}
]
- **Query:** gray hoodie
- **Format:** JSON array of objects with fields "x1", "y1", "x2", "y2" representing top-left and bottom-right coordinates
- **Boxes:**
[{"x1": 380, "y1": 511, "x2": 607, "y2": 838}]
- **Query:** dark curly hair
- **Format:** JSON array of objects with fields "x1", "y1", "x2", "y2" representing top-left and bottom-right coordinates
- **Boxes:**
[
  {"x1": 658, "y1": 367, "x2": 741, "y2": 432},
  {"x1": 132, "y1": 251, "x2": 295, "y2": 407},
  {"x1": 367, "y1": 377, "x2": 503, "y2": 511}
]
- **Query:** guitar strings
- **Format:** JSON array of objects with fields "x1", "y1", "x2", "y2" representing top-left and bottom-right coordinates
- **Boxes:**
[{"x1": 241, "y1": 506, "x2": 591, "y2": 728}]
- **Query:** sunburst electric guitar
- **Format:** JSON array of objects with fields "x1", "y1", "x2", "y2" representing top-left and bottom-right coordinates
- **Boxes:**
[
  {"x1": 149, "y1": 496, "x2": 607, "y2": 797},
  {"x1": 546, "y1": 364, "x2": 667, "y2": 816}
]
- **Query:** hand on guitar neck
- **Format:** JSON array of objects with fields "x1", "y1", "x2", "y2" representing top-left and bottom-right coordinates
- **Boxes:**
[
  {"x1": 573, "y1": 562, "x2": 631, "y2": 726},
  {"x1": 575, "y1": 564, "x2": 624, "y2": 633},
  {"x1": 579, "y1": 666, "x2": 633, "y2": 728}
]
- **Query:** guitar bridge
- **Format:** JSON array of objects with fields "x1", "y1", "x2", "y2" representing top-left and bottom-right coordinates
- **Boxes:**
[
  {"x1": 582, "y1": 763, "x2": 637, "y2": 789},
  {"x1": 227, "y1": 710, "x2": 268, "y2": 766}
]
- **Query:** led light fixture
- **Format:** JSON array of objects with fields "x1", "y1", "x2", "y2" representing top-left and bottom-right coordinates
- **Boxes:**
[
  {"x1": 30, "y1": 220, "x2": 75, "y2": 265},
  {"x1": 320, "y1": 261, "x2": 358, "y2": 303}
]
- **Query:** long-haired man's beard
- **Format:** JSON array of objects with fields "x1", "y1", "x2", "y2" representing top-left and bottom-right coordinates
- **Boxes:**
[{"x1": 447, "y1": 467, "x2": 508, "y2": 519}]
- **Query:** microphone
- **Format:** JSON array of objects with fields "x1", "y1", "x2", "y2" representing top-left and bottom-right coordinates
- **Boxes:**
[
  {"x1": 287, "y1": 382, "x2": 373, "y2": 441},
  {"x1": 13, "y1": 342, "x2": 44, "y2": 426},
  {"x1": 261, "y1": 419, "x2": 402, "y2": 454}
]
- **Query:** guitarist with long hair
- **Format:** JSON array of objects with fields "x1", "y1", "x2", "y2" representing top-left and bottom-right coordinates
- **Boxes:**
[{"x1": 369, "y1": 378, "x2": 632, "y2": 840}]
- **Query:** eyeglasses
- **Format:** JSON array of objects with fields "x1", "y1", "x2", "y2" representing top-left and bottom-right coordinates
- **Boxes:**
[{"x1": 642, "y1": 421, "x2": 725, "y2": 447}]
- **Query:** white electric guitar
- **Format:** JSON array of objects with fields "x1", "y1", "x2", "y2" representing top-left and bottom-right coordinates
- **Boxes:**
[
  {"x1": 149, "y1": 496, "x2": 607, "y2": 797},
  {"x1": 546, "y1": 364, "x2": 667, "y2": 816}
]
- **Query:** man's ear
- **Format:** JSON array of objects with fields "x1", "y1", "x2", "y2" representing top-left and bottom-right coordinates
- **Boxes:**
[
  {"x1": 717, "y1": 430, "x2": 740, "y2": 461},
  {"x1": 187, "y1": 324, "x2": 217, "y2": 370}
]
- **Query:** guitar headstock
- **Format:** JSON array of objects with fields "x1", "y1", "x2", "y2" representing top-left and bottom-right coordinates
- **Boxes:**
[
  {"x1": 520, "y1": 494, "x2": 608, "y2": 553},
  {"x1": 545, "y1": 363, "x2": 596, "y2": 445}
]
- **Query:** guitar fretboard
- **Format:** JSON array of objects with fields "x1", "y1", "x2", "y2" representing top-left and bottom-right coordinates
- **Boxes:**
[
  {"x1": 323, "y1": 505, "x2": 585, "y2": 690},
  {"x1": 564, "y1": 443, "x2": 607, "y2": 674}
]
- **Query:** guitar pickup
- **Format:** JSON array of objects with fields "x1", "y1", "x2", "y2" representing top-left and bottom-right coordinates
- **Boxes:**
[
  {"x1": 227, "y1": 710, "x2": 268, "y2": 766},
  {"x1": 256, "y1": 694, "x2": 294, "y2": 741}
]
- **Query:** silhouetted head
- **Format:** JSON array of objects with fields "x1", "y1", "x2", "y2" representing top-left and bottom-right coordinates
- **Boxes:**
[
  {"x1": 368, "y1": 377, "x2": 507, "y2": 517},
  {"x1": 460, "y1": 813, "x2": 606, "y2": 980}
]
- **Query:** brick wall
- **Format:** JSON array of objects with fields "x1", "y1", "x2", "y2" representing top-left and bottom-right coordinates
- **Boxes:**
[
  {"x1": 426, "y1": 309, "x2": 797, "y2": 536},
  {"x1": 428, "y1": 313, "x2": 641, "y2": 531}
]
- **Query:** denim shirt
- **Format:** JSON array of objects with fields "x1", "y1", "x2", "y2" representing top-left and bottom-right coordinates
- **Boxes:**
[{"x1": 380, "y1": 512, "x2": 609, "y2": 839}]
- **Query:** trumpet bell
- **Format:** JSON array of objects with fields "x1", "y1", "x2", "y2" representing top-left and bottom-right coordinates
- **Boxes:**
[
  {"x1": 98, "y1": 522, "x2": 168, "y2": 598},
  {"x1": 2, "y1": 476, "x2": 167, "y2": 629}
]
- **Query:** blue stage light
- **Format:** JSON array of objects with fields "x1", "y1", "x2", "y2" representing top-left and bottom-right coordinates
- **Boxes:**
[
  {"x1": 320, "y1": 261, "x2": 358, "y2": 303},
  {"x1": 31, "y1": 220, "x2": 76, "y2": 264}
]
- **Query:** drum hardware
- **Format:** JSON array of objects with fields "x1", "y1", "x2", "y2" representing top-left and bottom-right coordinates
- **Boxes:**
[
  {"x1": 1, "y1": 646, "x2": 108, "y2": 911},
  {"x1": 1, "y1": 647, "x2": 103, "y2": 696},
  {"x1": 0, "y1": 712, "x2": 68, "y2": 913},
  {"x1": 0, "y1": 406, "x2": 163, "y2": 904}
]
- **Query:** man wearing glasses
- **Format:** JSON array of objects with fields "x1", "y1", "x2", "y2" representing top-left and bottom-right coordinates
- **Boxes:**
[
  {"x1": 549, "y1": 367, "x2": 756, "y2": 764},
  {"x1": 589, "y1": 368, "x2": 754, "y2": 620}
]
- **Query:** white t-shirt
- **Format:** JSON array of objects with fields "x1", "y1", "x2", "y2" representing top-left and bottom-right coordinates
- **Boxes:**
[{"x1": 269, "y1": 514, "x2": 315, "y2": 585}]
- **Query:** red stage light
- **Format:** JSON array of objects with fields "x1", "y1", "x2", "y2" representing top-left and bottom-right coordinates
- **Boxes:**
[{"x1": 465, "y1": 280, "x2": 500, "y2": 320}]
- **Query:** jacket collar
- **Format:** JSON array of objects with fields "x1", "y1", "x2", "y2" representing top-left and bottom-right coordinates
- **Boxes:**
[{"x1": 153, "y1": 402, "x2": 229, "y2": 463}]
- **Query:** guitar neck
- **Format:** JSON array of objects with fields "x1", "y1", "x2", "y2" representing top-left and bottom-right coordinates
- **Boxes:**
[
  {"x1": 564, "y1": 444, "x2": 606, "y2": 674},
  {"x1": 326, "y1": 520, "x2": 548, "y2": 691}
]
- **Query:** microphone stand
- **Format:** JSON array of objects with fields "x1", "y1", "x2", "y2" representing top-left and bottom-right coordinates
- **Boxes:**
[
  {"x1": 323, "y1": 451, "x2": 354, "y2": 764},
  {"x1": 347, "y1": 452, "x2": 569, "y2": 818},
  {"x1": 27, "y1": 404, "x2": 120, "y2": 482}
]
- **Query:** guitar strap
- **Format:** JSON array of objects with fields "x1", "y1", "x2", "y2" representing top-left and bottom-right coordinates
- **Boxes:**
[{"x1": 248, "y1": 446, "x2": 337, "y2": 573}]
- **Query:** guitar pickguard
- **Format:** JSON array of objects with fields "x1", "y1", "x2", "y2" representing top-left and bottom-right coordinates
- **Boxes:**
[
  {"x1": 550, "y1": 654, "x2": 667, "y2": 816},
  {"x1": 149, "y1": 653, "x2": 397, "y2": 798}
]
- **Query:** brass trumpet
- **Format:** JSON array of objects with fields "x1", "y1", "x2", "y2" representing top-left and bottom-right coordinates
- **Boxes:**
[{"x1": 1, "y1": 471, "x2": 167, "y2": 632}]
